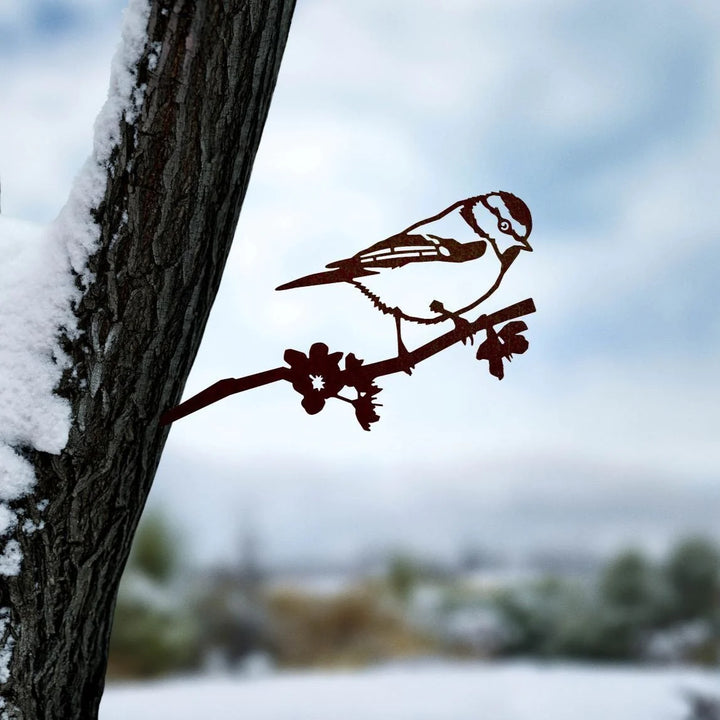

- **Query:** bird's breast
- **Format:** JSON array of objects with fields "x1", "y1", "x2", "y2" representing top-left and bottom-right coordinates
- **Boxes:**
[{"x1": 356, "y1": 252, "x2": 503, "y2": 322}]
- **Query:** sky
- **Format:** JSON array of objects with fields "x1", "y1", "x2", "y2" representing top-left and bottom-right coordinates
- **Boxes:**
[{"x1": 1, "y1": 0, "x2": 719, "y2": 569}]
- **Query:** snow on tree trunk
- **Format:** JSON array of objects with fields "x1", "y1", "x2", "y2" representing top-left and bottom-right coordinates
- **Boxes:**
[{"x1": 0, "y1": 0, "x2": 295, "y2": 716}]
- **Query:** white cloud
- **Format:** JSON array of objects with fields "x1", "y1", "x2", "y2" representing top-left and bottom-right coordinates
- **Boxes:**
[
  {"x1": 1, "y1": 0, "x2": 718, "y2": 565},
  {"x1": 0, "y1": 23, "x2": 118, "y2": 221}
]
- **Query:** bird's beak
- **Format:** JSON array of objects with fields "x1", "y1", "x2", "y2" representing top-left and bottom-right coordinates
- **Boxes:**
[{"x1": 520, "y1": 237, "x2": 533, "y2": 252}]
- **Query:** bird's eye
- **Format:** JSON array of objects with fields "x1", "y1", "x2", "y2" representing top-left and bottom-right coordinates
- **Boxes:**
[{"x1": 499, "y1": 219, "x2": 511, "y2": 232}]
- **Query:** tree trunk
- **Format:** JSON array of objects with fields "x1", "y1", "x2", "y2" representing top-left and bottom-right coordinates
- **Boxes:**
[{"x1": 1, "y1": 0, "x2": 295, "y2": 716}]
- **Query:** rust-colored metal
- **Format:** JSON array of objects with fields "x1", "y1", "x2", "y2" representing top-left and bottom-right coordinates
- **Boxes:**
[{"x1": 161, "y1": 192, "x2": 535, "y2": 430}]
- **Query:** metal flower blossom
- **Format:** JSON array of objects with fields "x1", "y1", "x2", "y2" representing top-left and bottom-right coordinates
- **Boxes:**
[
  {"x1": 351, "y1": 386, "x2": 382, "y2": 431},
  {"x1": 284, "y1": 343, "x2": 344, "y2": 415},
  {"x1": 283, "y1": 346, "x2": 384, "y2": 430},
  {"x1": 475, "y1": 321, "x2": 530, "y2": 380}
]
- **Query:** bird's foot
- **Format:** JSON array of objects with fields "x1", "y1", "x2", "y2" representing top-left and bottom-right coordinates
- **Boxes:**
[
  {"x1": 453, "y1": 315, "x2": 475, "y2": 345},
  {"x1": 430, "y1": 300, "x2": 475, "y2": 345},
  {"x1": 398, "y1": 350, "x2": 415, "y2": 375},
  {"x1": 398, "y1": 345, "x2": 415, "y2": 375},
  {"x1": 393, "y1": 310, "x2": 414, "y2": 375}
]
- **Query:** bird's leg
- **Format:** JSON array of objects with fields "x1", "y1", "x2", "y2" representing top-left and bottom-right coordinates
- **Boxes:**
[
  {"x1": 394, "y1": 311, "x2": 414, "y2": 375},
  {"x1": 429, "y1": 300, "x2": 474, "y2": 345}
]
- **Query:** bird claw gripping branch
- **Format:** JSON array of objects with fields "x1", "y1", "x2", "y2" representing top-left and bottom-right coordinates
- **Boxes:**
[{"x1": 159, "y1": 192, "x2": 536, "y2": 431}]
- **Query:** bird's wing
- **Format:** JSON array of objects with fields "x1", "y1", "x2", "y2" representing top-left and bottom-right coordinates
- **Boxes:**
[
  {"x1": 276, "y1": 232, "x2": 488, "y2": 291},
  {"x1": 326, "y1": 232, "x2": 487, "y2": 272}
]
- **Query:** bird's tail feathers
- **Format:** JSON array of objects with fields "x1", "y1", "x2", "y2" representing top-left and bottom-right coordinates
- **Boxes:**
[{"x1": 276, "y1": 267, "x2": 377, "y2": 291}]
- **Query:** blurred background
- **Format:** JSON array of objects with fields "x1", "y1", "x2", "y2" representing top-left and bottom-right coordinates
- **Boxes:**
[{"x1": 1, "y1": 0, "x2": 719, "y2": 717}]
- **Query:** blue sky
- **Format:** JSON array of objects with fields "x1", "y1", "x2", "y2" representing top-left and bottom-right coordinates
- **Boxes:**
[{"x1": 1, "y1": 0, "x2": 719, "y2": 566}]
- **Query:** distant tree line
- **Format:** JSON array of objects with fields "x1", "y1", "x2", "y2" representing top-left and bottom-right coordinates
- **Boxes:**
[
  {"x1": 107, "y1": 517, "x2": 720, "y2": 678},
  {"x1": 494, "y1": 537, "x2": 720, "y2": 663}
]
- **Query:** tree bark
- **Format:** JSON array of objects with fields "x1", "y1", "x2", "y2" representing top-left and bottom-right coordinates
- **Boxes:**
[{"x1": 1, "y1": 0, "x2": 295, "y2": 716}]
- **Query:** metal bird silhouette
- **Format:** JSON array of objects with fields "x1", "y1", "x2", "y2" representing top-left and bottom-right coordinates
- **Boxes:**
[
  {"x1": 277, "y1": 191, "x2": 532, "y2": 367},
  {"x1": 160, "y1": 192, "x2": 536, "y2": 431}
]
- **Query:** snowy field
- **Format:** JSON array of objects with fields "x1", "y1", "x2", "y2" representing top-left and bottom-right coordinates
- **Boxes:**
[{"x1": 101, "y1": 662, "x2": 720, "y2": 720}]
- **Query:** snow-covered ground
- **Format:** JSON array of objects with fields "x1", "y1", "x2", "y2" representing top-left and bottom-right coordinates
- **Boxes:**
[{"x1": 101, "y1": 661, "x2": 720, "y2": 720}]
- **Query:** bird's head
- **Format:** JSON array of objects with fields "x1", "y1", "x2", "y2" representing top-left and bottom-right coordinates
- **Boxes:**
[{"x1": 469, "y1": 191, "x2": 533, "y2": 256}]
